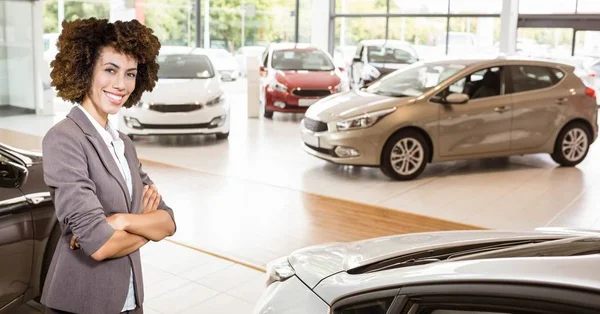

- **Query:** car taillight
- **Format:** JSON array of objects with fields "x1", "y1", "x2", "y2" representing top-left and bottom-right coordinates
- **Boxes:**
[
  {"x1": 585, "y1": 86, "x2": 596, "y2": 98},
  {"x1": 589, "y1": 72, "x2": 597, "y2": 77}
]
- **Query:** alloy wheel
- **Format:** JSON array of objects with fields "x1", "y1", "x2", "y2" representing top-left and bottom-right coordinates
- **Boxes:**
[
  {"x1": 562, "y1": 128, "x2": 588, "y2": 162},
  {"x1": 391, "y1": 138, "x2": 424, "y2": 176}
]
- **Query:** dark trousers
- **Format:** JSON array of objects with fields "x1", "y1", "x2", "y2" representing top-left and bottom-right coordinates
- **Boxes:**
[{"x1": 46, "y1": 307, "x2": 144, "y2": 314}]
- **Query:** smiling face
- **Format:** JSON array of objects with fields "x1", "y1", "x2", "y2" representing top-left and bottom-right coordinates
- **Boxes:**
[{"x1": 82, "y1": 45, "x2": 138, "y2": 126}]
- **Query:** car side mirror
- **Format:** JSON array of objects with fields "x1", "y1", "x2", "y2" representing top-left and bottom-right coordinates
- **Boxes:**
[
  {"x1": 445, "y1": 93, "x2": 470, "y2": 105},
  {"x1": 0, "y1": 158, "x2": 28, "y2": 188},
  {"x1": 352, "y1": 57, "x2": 362, "y2": 63}
]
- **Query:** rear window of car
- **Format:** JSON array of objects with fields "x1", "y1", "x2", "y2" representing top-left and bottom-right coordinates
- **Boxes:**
[
  {"x1": 157, "y1": 54, "x2": 215, "y2": 79},
  {"x1": 271, "y1": 49, "x2": 335, "y2": 71},
  {"x1": 509, "y1": 65, "x2": 559, "y2": 93},
  {"x1": 334, "y1": 297, "x2": 394, "y2": 314}
]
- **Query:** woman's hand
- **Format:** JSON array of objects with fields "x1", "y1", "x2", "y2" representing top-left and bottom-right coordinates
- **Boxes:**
[
  {"x1": 142, "y1": 184, "x2": 161, "y2": 214},
  {"x1": 70, "y1": 235, "x2": 80, "y2": 250}
]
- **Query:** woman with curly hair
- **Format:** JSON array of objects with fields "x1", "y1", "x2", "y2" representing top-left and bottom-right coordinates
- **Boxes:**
[{"x1": 41, "y1": 18, "x2": 176, "y2": 314}]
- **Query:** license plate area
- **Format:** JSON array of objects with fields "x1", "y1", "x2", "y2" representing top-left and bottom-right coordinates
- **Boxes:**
[
  {"x1": 302, "y1": 132, "x2": 319, "y2": 147},
  {"x1": 298, "y1": 98, "x2": 318, "y2": 107}
]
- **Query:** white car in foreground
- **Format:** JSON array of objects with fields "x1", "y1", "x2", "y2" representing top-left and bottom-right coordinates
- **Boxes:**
[
  {"x1": 254, "y1": 228, "x2": 600, "y2": 314},
  {"x1": 119, "y1": 48, "x2": 230, "y2": 140}
]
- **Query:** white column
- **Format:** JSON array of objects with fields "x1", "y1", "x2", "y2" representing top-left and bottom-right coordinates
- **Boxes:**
[
  {"x1": 204, "y1": 0, "x2": 210, "y2": 48},
  {"x1": 32, "y1": 0, "x2": 48, "y2": 115},
  {"x1": 58, "y1": 0, "x2": 64, "y2": 32},
  {"x1": 500, "y1": 0, "x2": 519, "y2": 54},
  {"x1": 5, "y1": 1, "x2": 36, "y2": 112},
  {"x1": 246, "y1": 56, "x2": 260, "y2": 118},
  {"x1": 110, "y1": 0, "x2": 136, "y2": 22},
  {"x1": 311, "y1": 0, "x2": 330, "y2": 51}
]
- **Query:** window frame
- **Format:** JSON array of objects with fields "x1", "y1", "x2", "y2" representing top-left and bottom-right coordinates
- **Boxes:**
[
  {"x1": 434, "y1": 65, "x2": 508, "y2": 103},
  {"x1": 330, "y1": 288, "x2": 405, "y2": 314},
  {"x1": 505, "y1": 64, "x2": 565, "y2": 95},
  {"x1": 395, "y1": 283, "x2": 600, "y2": 314}
]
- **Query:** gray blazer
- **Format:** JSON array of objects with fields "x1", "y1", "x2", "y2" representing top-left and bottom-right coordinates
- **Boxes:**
[{"x1": 41, "y1": 107, "x2": 176, "y2": 313}]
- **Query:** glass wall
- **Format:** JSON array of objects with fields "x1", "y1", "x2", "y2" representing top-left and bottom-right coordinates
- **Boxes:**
[
  {"x1": 387, "y1": 17, "x2": 447, "y2": 59},
  {"x1": 1, "y1": 1, "x2": 36, "y2": 113},
  {"x1": 333, "y1": 0, "x2": 502, "y2": 62},
  {"x1": 42, "y1": 0, "x2": 305, "y2": 55},
  {"x1": 519, "y1": 0, "x2": 577, "y2": 14}
]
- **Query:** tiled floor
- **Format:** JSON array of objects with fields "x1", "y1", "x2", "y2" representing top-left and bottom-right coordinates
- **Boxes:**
[
  {"x1": 15, "y1": 241, "x2": 265, "y2": 314},
  {"x1": 5, "y1": 78, "x2": 600, "y2": 313},
  {"x1": 4, "y1": 78, "x2": 600, "y2": 230}
]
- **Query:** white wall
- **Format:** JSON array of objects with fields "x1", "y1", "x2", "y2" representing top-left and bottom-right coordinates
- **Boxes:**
[
  {"x1": 311, "y1": 0, "x2": 329, "y2": 52},
  {"x1": 3, "y1": 1, "x2": 36, "y2": 110},
  {"x1": 0, "y1": 2, "x2": 8, "y2": 106}
]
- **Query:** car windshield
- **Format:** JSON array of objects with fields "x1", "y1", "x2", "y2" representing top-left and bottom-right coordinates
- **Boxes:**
[
  {"x1": 272, "y1": 49, "x2": 335, "y2": 71},
  {"x1": 366, "y1": 46, "x2": 417, "y2": 64},
  {"x1": 157, "y1": 54, "x2": 215, "y2": 79},
  {"x1": 365, "y1": 62, "x2": 466, "y2": 97}
]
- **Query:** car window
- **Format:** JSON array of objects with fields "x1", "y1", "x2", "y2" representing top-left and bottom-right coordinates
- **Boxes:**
[
  {"x1": 366, "y1": 62, "x2": 465, "y2": 97},
  {"x1": 431, "y1": 310, "x2": 510, "y2": 314},
  {"x1": 157, "y1": 54, "x2": 215, "y2": 79},
  {"x1": 271, "y1": 49, "x2": 335, "y2": 71},
  {"x1": 334, "y1": 297, "x2": 394, "y2": 314},
  {"x1": 366, "y1": 46, "x2": 417, "y2": 64},
  {"x1": 445, "y1": 67, "x2": 503, "y2": 100},
  {"x1": 552, "y1": 69, "x2": 565, "y2": 80},
  {"x1": 509, "y1": 65, "x2": 556, "y2": 93}
]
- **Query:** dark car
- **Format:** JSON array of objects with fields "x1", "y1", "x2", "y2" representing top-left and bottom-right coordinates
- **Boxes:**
[
  {"x1": 349, "y1": 39, "x2": 419, "y2": 89},
  {"x1": 0, "y1": 142, "x2": 58, "y2": 313}
]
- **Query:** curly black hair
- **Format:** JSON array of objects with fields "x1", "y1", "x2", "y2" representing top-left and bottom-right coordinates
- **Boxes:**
[{"x1": 50, "y1": 18, "x2": 161, "y2": 108}]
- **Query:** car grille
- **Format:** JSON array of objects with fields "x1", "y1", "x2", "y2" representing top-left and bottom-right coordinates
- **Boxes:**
[
  {"x1": 149, "y1": 104, "x2": 203, "y2": 113},
  {"x1": 304, "y1": 117, "x2": 328, "y2": 132},
  {"x1": 138, "y1": 122, "x2": 212, "y2": 129},
  {"x1": 305, "y1": 143, "x2": 334, "y2": 156},
  {"x1": 292, "y1": 89, "x2": 331, "y2": 97}
]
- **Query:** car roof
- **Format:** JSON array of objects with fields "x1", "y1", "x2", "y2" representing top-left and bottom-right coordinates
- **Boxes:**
[
  {"x1": 268, "y1": 43, "x2": 321, "y2": 51},
  {"x1": 315, "y1": 253, "x2": 600, "y2": 304},
  {"x1": 360, "y1": 39, "x2": 413, "y2": 48},
  {"x1": 420, "y1": 55, "x2": 576, "y2": 71}
]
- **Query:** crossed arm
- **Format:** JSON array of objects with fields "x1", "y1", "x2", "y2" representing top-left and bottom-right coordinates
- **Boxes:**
[{"x1": 85, "y1": 185, "x2": 176, "y2": 261}]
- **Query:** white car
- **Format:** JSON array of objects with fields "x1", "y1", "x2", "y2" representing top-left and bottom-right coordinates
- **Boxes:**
[
  {"x1": 235, "y1": 46, "x2": 266, "y2": 77},
  {"x1": 119, "y1": 48, "x2": 230, "y2": 140},
  {"x1": 203, "y1": 48, "x2": 240, "y2": 81},
  {"x1": 254, "y1": 228, "x2": 600, "y2": 313}
]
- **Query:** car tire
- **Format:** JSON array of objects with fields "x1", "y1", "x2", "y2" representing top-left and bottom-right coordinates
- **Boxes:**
[
  {"x1": 380, "y1": 130, "x2": 429, "y2": 181},
  {"x1": 216, "y1": 132, "x2": 229, "y2": 140},
  {"x1": 38, "y1": 224, "x2": 60, "y2": 300},
  {"x1": 551, "y1": 122, "x2": 591, "y2": 167}
]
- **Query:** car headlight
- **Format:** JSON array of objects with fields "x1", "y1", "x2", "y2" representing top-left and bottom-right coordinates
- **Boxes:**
[
  {"x1": 137, "y1": 101, "x2": 150, "y2": 110},
  {"x1": 265, "y1": 256, "x2": 295, "y2": 286},
  {"x1": 206, "y1": 94, "x2": 225, "y2": 106},
  {"x1": 336, "y1": 107, "x2": 396, "y2": 131},
  {"x1": 268, "y1": 80, "x2": 288, "y2": 92},
  {"x1": 334, "y1": 82, "x2": 348, "y2": 93},
  {"x1": 361, "y1": 64, "x2": 381, "y2": 81}
]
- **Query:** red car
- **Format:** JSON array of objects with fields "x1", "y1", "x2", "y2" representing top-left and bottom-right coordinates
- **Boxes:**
[{"x1": 259, "y1": 43, "x2": 348, "y2": 118}]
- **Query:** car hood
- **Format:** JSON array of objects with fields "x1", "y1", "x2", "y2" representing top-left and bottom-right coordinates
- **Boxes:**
[
  {"x1": 140, "y1": 78, "x2": 221, "y2": 104},
  {"x1": 275, "y1": 70, "x2": 341, "y2": 90},
  {"x1": 212, "y1": 58, "x2": 237, "y2": 71},
  {"x1": 288, "y1": 230, "x2": 572, "y2": 289},
  {"x1": 304, "y1": 89, "x2": 411, "y2": 122}
]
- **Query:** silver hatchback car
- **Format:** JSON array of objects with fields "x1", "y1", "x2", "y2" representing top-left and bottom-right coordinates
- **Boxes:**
[
  {"x1": 301, "y1": 57, "x2": 598, "y2": 180},
  {"x1": 254, "y1": 228, "x2": 600, "y2": 314}
]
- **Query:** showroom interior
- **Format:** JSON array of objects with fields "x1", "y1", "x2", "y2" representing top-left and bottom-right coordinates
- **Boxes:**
[{"x1": 2, "y1": 0, "x2": 600, "y2": 313}]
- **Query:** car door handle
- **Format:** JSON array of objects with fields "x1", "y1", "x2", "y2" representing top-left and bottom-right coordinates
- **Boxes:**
[
  {"x1": 556, "y1": 97, "x2": 568, "y2": 104},
  {"x1": 494, "y1": 106, "x2": 509, "y2": 113}
]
